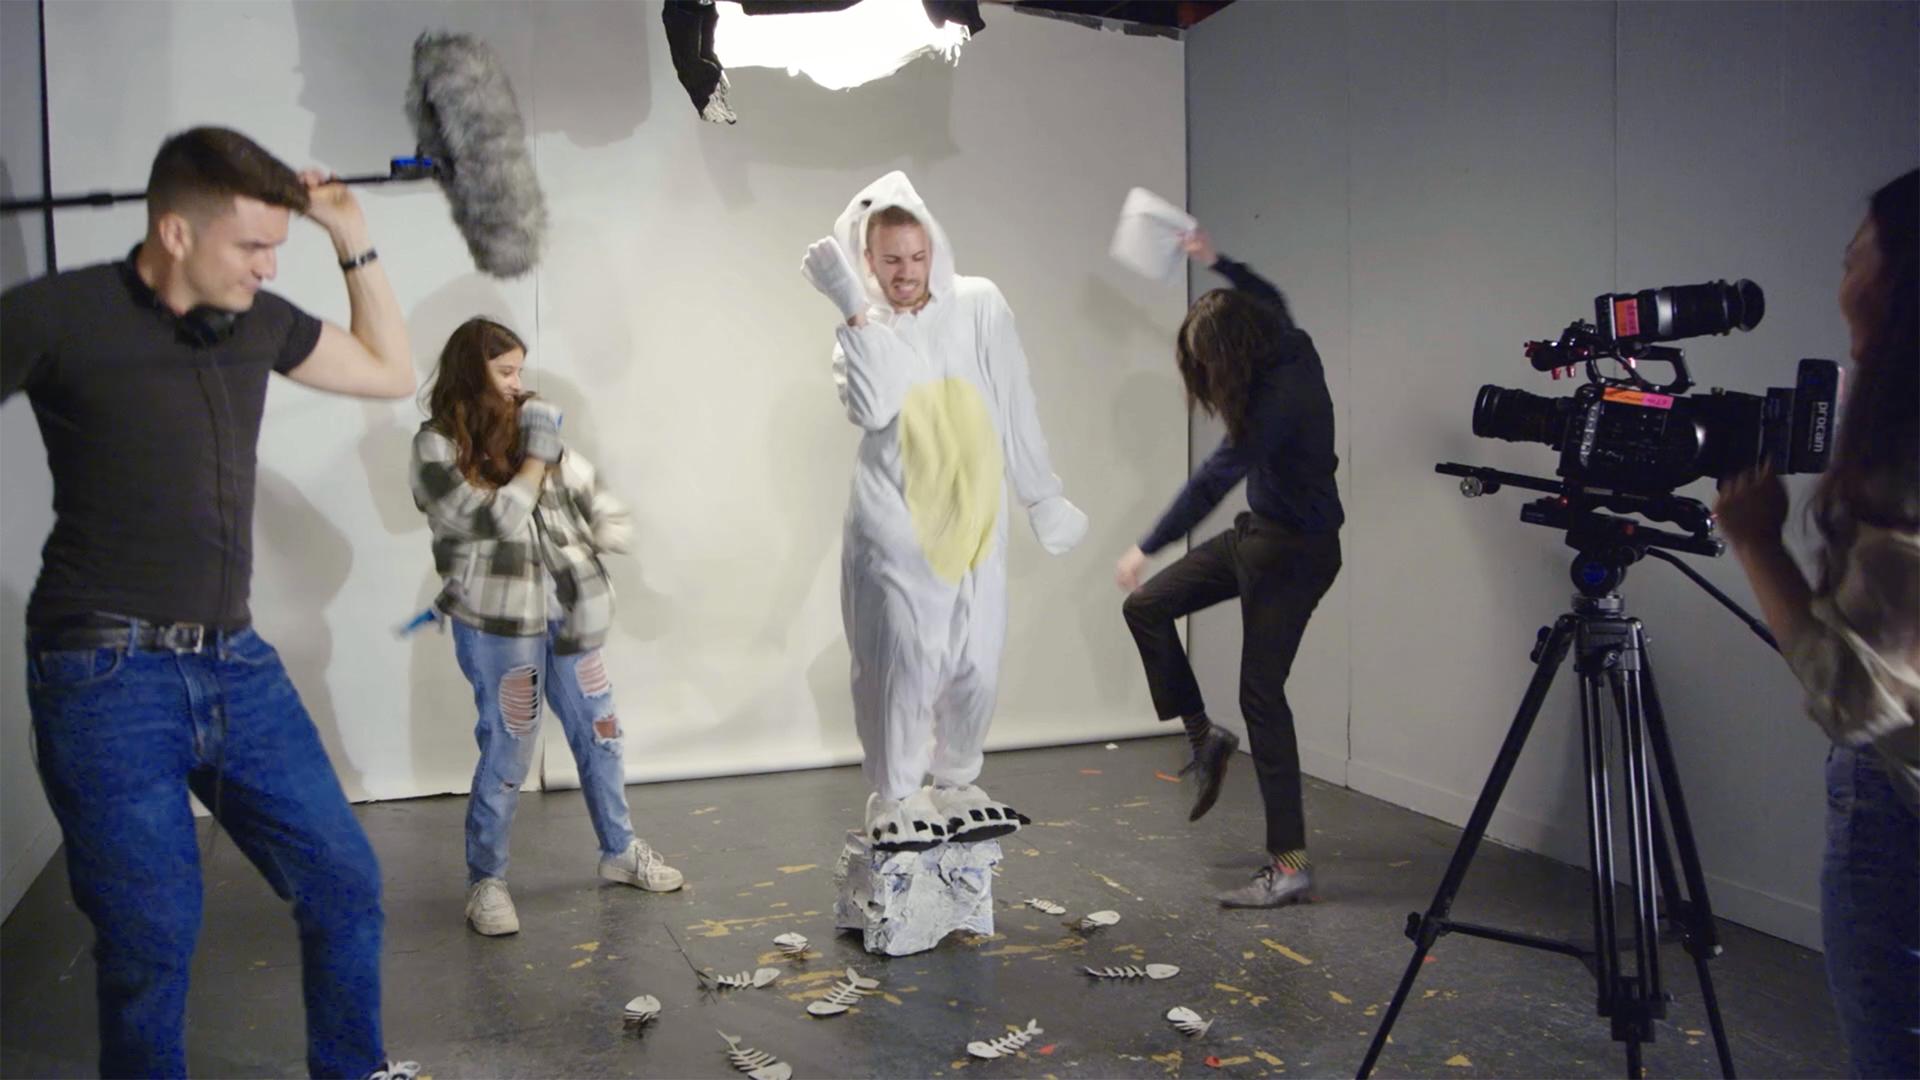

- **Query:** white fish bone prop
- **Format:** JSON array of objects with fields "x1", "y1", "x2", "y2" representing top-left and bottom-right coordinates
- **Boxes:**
[
  {"x1": 807, "y1": 968, "x2": 882, "y2": 1016},
  {"x1": 708, "y1": 967, "x2": 781, "y2": 989},
  {"x1": 1074, "y1": 909, "x2": 1121, "y2": 931},
  {"x1": 774, "y1": 932, "x2": 810, "y2": 956},
  {"x1": 1084, "y1": 964, "x2": 1179, "y2": 980},
  {"x1": 967, "y1": 1019, "x2": 1043, "y2": 1059},
  {"x1": 718, "y1": 1030, "x2": 793, "y2": 1080},
  {"x1": 622, "y1": 994, "x2": 661, "y2": 1027},
  {"x1": 1166, "y1": 1005, "x2": 1212, "y2": 1036},
  {"x1": 1023, "y1": 898, "x2": 1066, "y2": 915}
]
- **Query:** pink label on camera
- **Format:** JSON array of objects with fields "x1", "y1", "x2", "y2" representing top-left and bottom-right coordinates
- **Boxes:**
[{"x1": 1602, "y1": 388, "x2": 1674, "y2": 409}]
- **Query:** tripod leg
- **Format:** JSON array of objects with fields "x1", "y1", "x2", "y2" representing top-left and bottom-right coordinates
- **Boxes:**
[
  {"x1": 1582, "y1": 658, "x2": 1621, "y2": 1014},
  {"x1": 1356, "y1": 616, "x2": 1577, "y2": 1079},
  {"x1": 1613, "y1": 658, "x2": 1664, "y2": 1062},
  {"x1": 1638, "y1": 644, "x2": 1736, "y2": 1078}
]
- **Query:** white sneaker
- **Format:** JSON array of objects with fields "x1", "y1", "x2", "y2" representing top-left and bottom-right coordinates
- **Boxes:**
[
  {"x1": 465, "y1": 877, "x2": 519, "y2": 936},
  {"x1": 599, "y1": 838, "x2": 685, "y2": 892}
]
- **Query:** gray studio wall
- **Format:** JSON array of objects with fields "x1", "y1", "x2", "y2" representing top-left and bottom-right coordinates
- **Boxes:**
[
  {"x1": 1184, "y1": 0, "x2": 1917, "y2": 949},
  {"x1": 0, "y1": 0, "x2": 61, "y2": 921}
]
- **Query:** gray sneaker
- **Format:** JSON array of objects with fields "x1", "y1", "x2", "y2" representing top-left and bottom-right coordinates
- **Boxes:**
[
  {"x1": 465, "y1": 877, "x2": 519, "y2": 936},
  {"x1": 1217, "y1": 864, "x2": 1315, "y2": 908},
  {"x1": 599, "y1": 838, "x2": 685, "y2": 892}
]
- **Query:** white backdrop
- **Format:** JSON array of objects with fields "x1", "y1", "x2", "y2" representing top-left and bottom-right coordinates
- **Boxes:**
[{"x1": 31, "y1": 0, "x2": 1188, "y2": 802}]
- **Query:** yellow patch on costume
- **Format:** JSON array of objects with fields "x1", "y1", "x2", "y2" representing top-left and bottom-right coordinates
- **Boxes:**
[{"x1": 898, "y1": 378, "x2": 1003, "y2": 582}]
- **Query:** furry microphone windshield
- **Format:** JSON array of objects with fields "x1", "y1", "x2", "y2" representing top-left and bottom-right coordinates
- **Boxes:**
[{"x1": 407, "y1": 31, "x2": 548, "y2": 278}]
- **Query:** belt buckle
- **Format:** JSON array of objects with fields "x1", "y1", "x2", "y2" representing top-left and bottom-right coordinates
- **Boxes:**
[{"x1": 162, "y1": 622, "x2": 207, "y2": 653}]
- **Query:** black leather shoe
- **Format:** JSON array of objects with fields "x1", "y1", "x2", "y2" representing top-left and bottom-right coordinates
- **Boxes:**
[{"x1": 1183, "y1": 727, "x2": 1240, "y2": 821}]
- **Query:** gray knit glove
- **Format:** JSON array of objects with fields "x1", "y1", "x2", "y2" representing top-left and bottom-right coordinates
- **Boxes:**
[{"x1": 519, "y1": 399, "x2": 564, "y2": 464}]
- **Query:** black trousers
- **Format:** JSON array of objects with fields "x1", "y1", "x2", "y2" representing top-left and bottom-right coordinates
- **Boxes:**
[{"x1": 1123, "y1": 512, "x2": 1341, "y2": 855}]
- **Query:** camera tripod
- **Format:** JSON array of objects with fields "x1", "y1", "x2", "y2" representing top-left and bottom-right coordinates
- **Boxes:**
[{"x1": 1358, "y1": 468, "x2": 1760, "y2": 1080}]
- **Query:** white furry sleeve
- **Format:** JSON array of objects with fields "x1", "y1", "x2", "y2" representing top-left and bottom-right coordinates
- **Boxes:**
[
  {"x1": 832, "y1": 320, "x2": 927, "y2": 431},
  {"x1": 980, "y1": 283, "x2": 1087, "y2": 554}
]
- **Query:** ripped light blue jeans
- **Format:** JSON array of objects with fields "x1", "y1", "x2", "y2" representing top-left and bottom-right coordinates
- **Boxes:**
[{"x1": 452, "y1": 621, "x2": 635, "y2": 884}]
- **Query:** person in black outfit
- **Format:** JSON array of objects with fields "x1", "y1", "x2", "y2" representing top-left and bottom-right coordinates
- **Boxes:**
[
  {"x1": 1, "y1": 127, "x2": 417, "y2": 1079},
  {"x1": 1116, "y1": 227, "x2": 1343, "y2": 909}
]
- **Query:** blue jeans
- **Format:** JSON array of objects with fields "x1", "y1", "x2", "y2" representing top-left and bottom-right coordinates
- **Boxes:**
[
  {"x1": 1822, "y1": 745, "x2": 1920, "y2": 1079},
  {"x1": 27, "y1": 625, "x2": 386, "y2": 1079},
  {"x1": 452, "y1": 621, "x2": 635, "y2": 884}
]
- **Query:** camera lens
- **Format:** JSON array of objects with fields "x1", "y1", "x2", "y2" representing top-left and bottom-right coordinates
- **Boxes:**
[
  {"x1": 1473, "y1": 385, "x2": 1570, "y2": 447},
  {"x1": 1664, "y1": 279, "x2": 1764, "y2": 339}
]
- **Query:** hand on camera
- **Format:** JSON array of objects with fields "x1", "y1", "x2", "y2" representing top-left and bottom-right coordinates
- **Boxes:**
[
  {"x1": 1713, "y1": 467, "x2": 1787, "y2": 548},
  {"x1": 519, "y1": 399, "x2": 565, "y2": 464},
  {"x1": 1115, "y1": 545, "x2": 1150, "y2": 593}
]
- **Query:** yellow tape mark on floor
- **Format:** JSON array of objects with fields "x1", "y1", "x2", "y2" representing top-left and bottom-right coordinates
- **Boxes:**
[
  {"x1": 1151, "y1": 1051, "x2": 1182, "y2": 1074},
  {"x1": 1261, "y1": 939, "x2": 1314, "y2": 965},
  {"x1": 1214, "y1": 1057, "x2": 1252, "y2": 1066},
  {"x1": 778, "y1": 864, "x2": 817, "y2": 873},
  {"x1": 753, "y1": 881, "x2": 775, "y2": 888},
  {"x1": 1446, "y1": 1055, "x2": 1472, "y2": 1067},
  {"x1": 1091, "y1": 871, "x2": 1134, "y2": 896},
  {"x1": 686, "y1": 910, "x2": 815, "y2": 937},
  {"x1": 1215, "y1": 983, "x2": 1247, "y2": 994},
  {"x1": 691, "y1": 806, "x2": 718, "y2": 815},
  {"x1": 1255, "y1": 1050, "x2": 1284, "y2": 1066},
  {"x1": 569, "y1": 957, "x2": 592, "y2": 969},
  {"x1": 573, "y1": 942, "x2": 599, "y2": 952},
  {"x1": 1329, "y1": 991, "x2": 1351, "y2": 1004}
]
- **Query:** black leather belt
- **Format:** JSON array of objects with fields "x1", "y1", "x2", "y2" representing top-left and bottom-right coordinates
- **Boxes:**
[{"x1": 28, "y1": 613, "x2": 245, "y2": 655}]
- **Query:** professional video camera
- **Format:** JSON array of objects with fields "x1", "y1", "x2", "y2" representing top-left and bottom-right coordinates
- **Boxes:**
[
  {"x1": 1363, "y1": 280, "x2": 1837, "y2": 1080},
  {"x1": 1445, "y1": 280, "x2": 1841, "y2": 547}
]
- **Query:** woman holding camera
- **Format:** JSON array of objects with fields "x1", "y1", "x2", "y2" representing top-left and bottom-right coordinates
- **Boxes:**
[
  {"x1": 1116, "y1": 229, "x2": 1343, "y2": 909},
  {"x1": 1716, "y1": 168, "x2": 1918, "y2": 1079}
]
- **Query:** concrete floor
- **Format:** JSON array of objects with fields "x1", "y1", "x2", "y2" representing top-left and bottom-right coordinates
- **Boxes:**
[{"x1": 2, "y1": 736, "x2": 1846, "y2": 1079}]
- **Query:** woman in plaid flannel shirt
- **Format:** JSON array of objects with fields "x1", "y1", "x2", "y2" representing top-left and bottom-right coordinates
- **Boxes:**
[{"x1": 410, "y1": 317, "x2": 685, "y2": 937}]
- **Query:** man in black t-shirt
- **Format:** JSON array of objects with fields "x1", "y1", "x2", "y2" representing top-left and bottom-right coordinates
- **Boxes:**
[{"x1": 0, "y1": 127, "x2": 416, "y2": 1080}]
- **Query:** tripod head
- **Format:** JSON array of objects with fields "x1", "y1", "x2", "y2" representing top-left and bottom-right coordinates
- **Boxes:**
[{"x1": 1435, "y1": 462, "x2": 1727, "y2": 598}]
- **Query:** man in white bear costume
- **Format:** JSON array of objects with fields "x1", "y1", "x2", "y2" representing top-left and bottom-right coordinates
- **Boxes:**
[{"x1": 801, "y1": 172, "x2": 1088, "y2": 852}]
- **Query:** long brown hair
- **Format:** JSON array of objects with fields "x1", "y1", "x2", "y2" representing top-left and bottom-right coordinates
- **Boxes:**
[
  {"x1": 1812, "y1": 168, "x2": 1919, "y2": 580},
  {"x1": 423, "y1": 317, "x2": 528, "y2": 488},
  {"x1": 1176, "y1": 288, "x2": 1291, "y2": 444}
]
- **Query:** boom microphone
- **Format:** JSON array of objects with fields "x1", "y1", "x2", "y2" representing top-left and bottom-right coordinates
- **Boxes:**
[
  {"x1": 406, "y1": 30, "x2": 547, "y2": 279},
  {"x1": 1, "y1": 31, "x2": 547, "y2": 280}
]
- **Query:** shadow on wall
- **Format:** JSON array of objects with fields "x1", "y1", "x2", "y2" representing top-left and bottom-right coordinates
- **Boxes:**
[
  {"x1": 254, "y1": 469, "x2": 366, "y2": 797},
  {"x1": 538, "y1": 219, "x2": 638, "y2": 391},
  {"x1": 291, "y1": 0, "x2": 651, "y2": 163},
  {"x1": 1, "y1": 159, "x2": 33, "y2": 282},
  {"x1": 528, "y1": 1, "x2": 653, "y2": 147},
  {"x1": 695, "y1": 56, "x2": 961, "y2": 210},
  {"x1": 528, "y1": 368, "x2": 682, "y2": 648},
  {"x1": 364, "y1": 272, "x2": 521, "y2": 539}
]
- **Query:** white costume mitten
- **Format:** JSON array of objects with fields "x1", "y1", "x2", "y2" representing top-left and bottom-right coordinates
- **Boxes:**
[
  {"x1": 1026, "y1": 495, "x2": 1089, "y2": 555},
  {"x1": 865, "y1": 789, "x2": 948, "y2": 852},
  {"x1": 802, "y1": 237, "x2": 869, "y2": 321},
  {"x1": 929, "y1": 783, "x2": 1030, "y2": 843}
]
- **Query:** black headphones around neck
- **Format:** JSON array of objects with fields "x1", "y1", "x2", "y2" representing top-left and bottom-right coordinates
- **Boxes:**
[{"x1": 121, "y1": 245, "x2": 245, "y2": 348}]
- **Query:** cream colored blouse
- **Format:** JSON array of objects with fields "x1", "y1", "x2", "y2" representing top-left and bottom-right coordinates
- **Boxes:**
[{"x1": 1783, "y1": 522, "x2": 1920, "y2": 811}]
